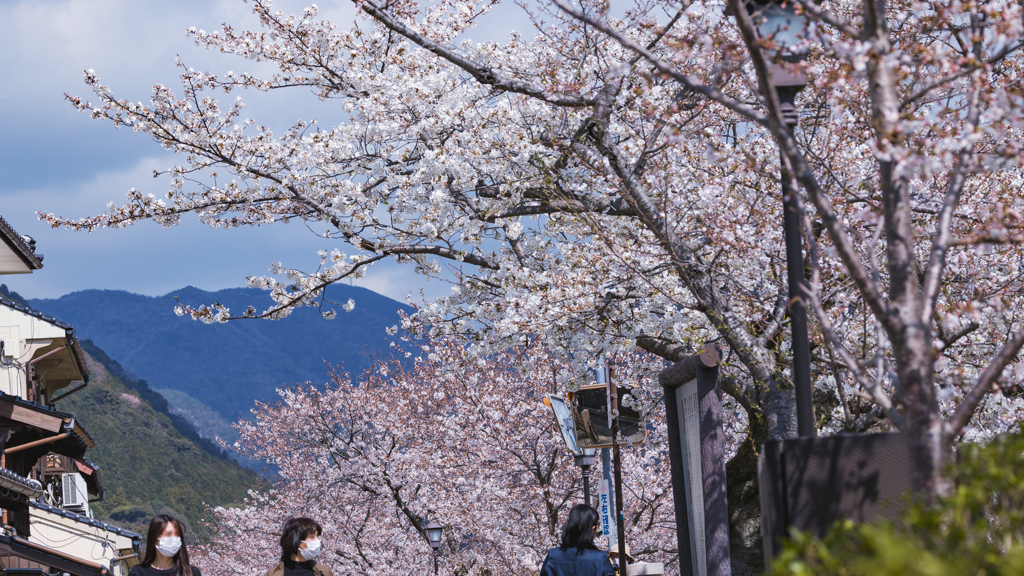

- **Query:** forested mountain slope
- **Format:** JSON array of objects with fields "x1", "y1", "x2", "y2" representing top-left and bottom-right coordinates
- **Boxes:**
[{"x1": 62, "y1": 349, "x2": 261, "y2": 536}]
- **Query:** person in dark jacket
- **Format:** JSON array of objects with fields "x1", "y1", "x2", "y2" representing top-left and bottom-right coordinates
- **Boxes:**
[
  {"x1": 264, "y1": 517, "x2": 335, "y2": 576},
  {"x1": 129, "y1": 515, "x2": 201, "y2": 576},
  {"x1": 540, "y1": 504, "x2": 616, "y2": 576}
]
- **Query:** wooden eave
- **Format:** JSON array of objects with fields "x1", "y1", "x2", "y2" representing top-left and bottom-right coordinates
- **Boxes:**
[{"x1": 0, "y1": 394, "x2": 65, "y2": 434}]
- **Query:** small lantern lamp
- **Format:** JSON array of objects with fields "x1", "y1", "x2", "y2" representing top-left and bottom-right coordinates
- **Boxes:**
[
  {"x1": 425, "y1": 521, "x2": 444, "y2": 550},
  {"x1": 747, "y1": 0, "x2": 812, "y2": 123},
  {"x1": 754, "y1": 2, "x2": 811, "y2": 60}
]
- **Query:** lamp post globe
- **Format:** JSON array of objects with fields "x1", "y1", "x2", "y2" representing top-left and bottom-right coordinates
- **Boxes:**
[
  {"x1": 754, "y1": 2, "x2": 811, "y2": 57},
  {"x1": 425, "y1": 521, "x2": 444, "y2": 550}
]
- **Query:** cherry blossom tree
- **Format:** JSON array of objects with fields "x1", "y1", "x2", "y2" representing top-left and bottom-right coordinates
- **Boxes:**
[
  {"x1": 193, "y1": 339, "x2": 682, "y2": 576},
  {"x1": 543, "y1": 0, "x2": 1024, "y2": 499},
  {"x1": 48, "y1": 0, "x2": 1024, "y2": 564}
]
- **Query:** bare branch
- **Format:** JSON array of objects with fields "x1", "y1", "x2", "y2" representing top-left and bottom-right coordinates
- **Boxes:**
[
  {"x1": 755, "y1": 290, "x2": 789, "y2": 346},
  {"x1": 920, "y1": 68, "x2": 985, "y2": 325},
  {"x1": 948, "y1": 326, "x2": 1024, "y2": 435},
  {"x1": 807, "y1": 285, "x2": 904, "y2": 428},
  {"x1": 550, "y1": 0, "x2": 770, "y2": 125},
  {"x1": 940, "y1": 320, "x2": 979, "y2": 347},
  {"x1": 636, "y1": 335, "x2": 690, "y2": 362},
  {"x1": 950, "y1": 233, "x2": 1024, "y2": 246},
  {"x1": 358, "y1": 0, "x2": 592, "y2": 108}
]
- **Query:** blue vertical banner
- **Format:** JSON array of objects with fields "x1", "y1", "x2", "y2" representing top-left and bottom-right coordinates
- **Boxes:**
[{"x1": 598, "y1": 478, "x2": 616, "y2": 548}]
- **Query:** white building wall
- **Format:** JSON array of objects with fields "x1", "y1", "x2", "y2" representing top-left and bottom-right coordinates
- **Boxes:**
[
  {"x1": 29, "y1": 506, "x2": 137, "y2": 576},
  {"x1": 0, "y1": 304, "x2": 69, "y2": 400}
]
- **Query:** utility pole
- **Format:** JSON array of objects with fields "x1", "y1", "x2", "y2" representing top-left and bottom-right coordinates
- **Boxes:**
[{"x1": 608, "y1": 359, "x2": 628, "y2": 574}]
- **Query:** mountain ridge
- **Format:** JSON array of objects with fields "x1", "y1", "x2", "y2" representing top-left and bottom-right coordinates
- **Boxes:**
[{"x1": 27, "y1": 284, "x2": 413, "y2": 421}]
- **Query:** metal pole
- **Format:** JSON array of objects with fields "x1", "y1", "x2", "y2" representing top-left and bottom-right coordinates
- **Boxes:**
[
  {"x1": 575, "y1": 451, "x2": 596, "y2": 507},
  {"x1": 609, "y1": 360, "x2": 628, "y2": 575},
  {"x1": 581, "y1": 464, "x2": 591, "y2": 507},
  {"x1": 778, "y1": 87, "x2": 815, "y2": 438},
  {"x1": 434, "y1": 553, "x2": 438, "y2": 576}
]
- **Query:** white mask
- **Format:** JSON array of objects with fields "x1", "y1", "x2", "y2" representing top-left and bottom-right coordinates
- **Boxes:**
[
  {"x1": 156, "y1": 536, "x2": 182, "y2": 557},
  {"x1": 299, "y1": 539, "x2": 321, "y2": 561}
]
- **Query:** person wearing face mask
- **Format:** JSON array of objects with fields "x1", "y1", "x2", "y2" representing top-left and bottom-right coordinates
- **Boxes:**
[
  {"x1": 129, "y1": 515, "x2": 200, "y2": 576},
  {"x1": 264, "y1": 517, "x2": 334, "y2": 576}
]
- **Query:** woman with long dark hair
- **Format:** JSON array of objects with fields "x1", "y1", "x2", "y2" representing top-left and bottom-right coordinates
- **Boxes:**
[
  {"x1": 263, "y1": 517, "x2": 334, "y2": 576},
  {"x1": 540, "y1": 504, "x2": 616, "y2": 576},
  {"x1": 129, "y1": 515, "x2": 200, "y2": 576}
]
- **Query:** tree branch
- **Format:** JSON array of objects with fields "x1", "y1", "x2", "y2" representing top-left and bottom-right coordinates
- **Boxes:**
[
  {"x1": 948, "y1": 325, "x2": 1024, "y2": 435},
  {"x1": 550, "y1": 0, "x2": 770, "y2": 125},
  {"x1": 920, "y1": 68, "x2": 984, "y2": 325},
  {"x1": 358, "y1": 0, "x2": 592, "y2": 107}
]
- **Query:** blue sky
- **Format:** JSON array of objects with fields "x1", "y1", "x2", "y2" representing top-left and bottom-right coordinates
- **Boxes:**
[{"x1": 0, "y1": 0, "x2": 533, "y2": 302}]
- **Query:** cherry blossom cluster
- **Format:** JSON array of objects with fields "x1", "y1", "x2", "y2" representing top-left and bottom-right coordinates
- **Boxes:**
[{"x1": 193, "y1": 339, "x2": 685, "y2": 576}]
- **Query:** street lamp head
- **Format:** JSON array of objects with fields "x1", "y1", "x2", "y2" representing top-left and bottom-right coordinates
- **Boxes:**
[
  {"x1": 754, "y1": 3, "x2": 811, "y2": 58},
  {"x1": 424, "y1": 521, "x2": 444, "y2": 550},
  {"x1": 746, "y1": 0, "x2": 811, "y2": 90}
]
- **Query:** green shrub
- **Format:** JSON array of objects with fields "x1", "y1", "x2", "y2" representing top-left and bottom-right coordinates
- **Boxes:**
[{"x1": 767, "y1": 426, "x2": 1024, "y2": 576}]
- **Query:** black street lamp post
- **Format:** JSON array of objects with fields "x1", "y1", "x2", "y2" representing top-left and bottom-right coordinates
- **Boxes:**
[
  {"x1": 574, "y1": 449, "x2": 597, "y2": 507},
  {"x1": 424, "y1": 521, "x2": 444, "y2": 576},
  {"x1": 751, "y1": 0, "x2": 816, "y2": 437}
]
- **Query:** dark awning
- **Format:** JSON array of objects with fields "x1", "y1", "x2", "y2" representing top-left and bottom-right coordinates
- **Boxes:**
[
  {"x1": 0, "y1": 393, "x2": 65, "y2": 435},
  {"x1": 0, "y1": 534, "x2": 107, "y2": 576},
  {"x1": 74, "y1": 458, "x2": 104, "y2": 499},
  {"x1": 0, "y1": 395, "x2": 94, "y2": 476}
]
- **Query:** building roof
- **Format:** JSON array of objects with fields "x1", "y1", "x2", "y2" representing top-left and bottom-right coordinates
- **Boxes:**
[
  {"x1": 69, "y1": 417, "x2": 95, "y2": 450},
  {"x1": 0, "y1": 297, "x2": 91, "y2": 387},
  {"x1": 0, "y1": 391, "x2": 63, "y2": 416},
  {"x1": 29, "y1": 501, "x2": 142, "y2": 542},
  {"x1": 0, "y1": 466, "x2": 44, "y2": 500},
  {"x1": 0, "y1": 297, "x2": 72, "y2": 331},
  {"x1": 0, "y1": 393, "x2": 95, "y2": 452},
  {"x1": 0, "y1": 217, "x2": 43, "y2": 274}
]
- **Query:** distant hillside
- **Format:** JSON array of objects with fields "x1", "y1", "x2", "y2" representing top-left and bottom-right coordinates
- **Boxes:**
[
  {"x1": 61, "y1": 347, "x2": 261, "y2": 536},
  {"x1": 29, "y1": 285, "x2": 413, "y2": 422},
  {"x1": 154, "y1": 387, "x2": 265, "y2": 470},
  {"x1": 81, "y1": 339, "x2": 236, "y2": 462}
]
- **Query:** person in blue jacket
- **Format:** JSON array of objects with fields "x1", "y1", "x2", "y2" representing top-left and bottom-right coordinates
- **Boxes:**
[{"x1": 540, "y1": 504, "x2": 617, "y2": 576}]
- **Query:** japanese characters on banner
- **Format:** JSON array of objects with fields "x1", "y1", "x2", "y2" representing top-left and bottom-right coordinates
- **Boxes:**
[{"x1": 599, "y1": 479, "x2": 616, "y2": 548}]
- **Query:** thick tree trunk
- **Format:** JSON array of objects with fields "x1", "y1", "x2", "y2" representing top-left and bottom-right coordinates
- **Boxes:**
[
  {"x1": 894, "y1": 328, "x2": 951, "y2": 498},
  {"x1": 725, "y1": 417, "x2": 768, "y2": 575}
]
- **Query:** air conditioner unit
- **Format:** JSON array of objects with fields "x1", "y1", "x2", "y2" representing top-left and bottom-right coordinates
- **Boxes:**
[{"x1": 61, "y1": 473, "x2": 88, "y2": 513}]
